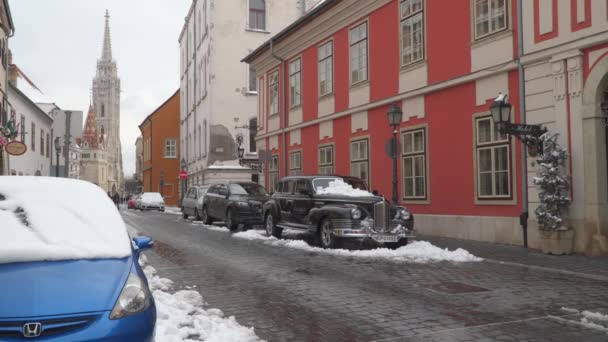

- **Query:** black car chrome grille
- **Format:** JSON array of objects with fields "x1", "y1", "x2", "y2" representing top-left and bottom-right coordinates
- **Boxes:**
[
  {"x1": 373, "y1": 201, "x2": 390, "y2": 232},
  {"x1": 0, "y1": 314, "x2": 96, "y2": 338}
]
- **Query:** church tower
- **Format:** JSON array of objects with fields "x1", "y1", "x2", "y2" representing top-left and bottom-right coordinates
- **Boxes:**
[{"x1": 92, "y1": 10, "x2": 123, "y2": 191}]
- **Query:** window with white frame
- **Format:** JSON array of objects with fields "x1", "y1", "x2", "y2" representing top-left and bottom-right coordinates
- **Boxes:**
[
  {"x1": 400, "y1": 0, "x2": 424, "y2": 66},
  {"x1": 350, "y1": 22, "x2": 368, "y2": 84},
  {"x1": 289, "y1": 58, "x2": 302, "y2": 107},
  {"x1": 289, "y1": 151, "x2": 302, "y2": 176},
  {"x1": 350, "y1": 139, "x2": 369, "y2": 186},
  {"x1": 402, "y1": 128, "x2": 426, "y2": 199},
  {"x1": 319, "y1": 41, "x2": 333, "y2": 96},
  {"x1": 249, "y1": 118, "x2": 257, "y2": 153},
  {"x1": 269, "y1": 155, "x2": 279, "y2": 192},
  {"x1": 249, "y1": 66, "x2": 257, "y2": 93},
  {"x1": 319, "y1": 145, "x2": 334, "y2": 175},
  {"x1": 249, "y1": 0, "x2": 266, "y2": 30},
  {"x1": 269, "y1": 70, "x2": 279, "y2": 115},
  {"x1": 475, "y1": 116, "x2": 511, "y2": 198},
  {"x1": 475, "y1": 0, "x2": 507, "y2": 39}
]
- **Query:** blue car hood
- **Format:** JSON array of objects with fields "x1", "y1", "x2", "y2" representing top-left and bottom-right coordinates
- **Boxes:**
[{"x1": 0, "y1": 257, "x2": 132, "y2": 319}]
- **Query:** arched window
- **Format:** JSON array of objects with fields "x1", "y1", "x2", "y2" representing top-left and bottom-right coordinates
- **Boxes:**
[{"x1": 249, "y1": 0, "x2": 265, "y2": 30}]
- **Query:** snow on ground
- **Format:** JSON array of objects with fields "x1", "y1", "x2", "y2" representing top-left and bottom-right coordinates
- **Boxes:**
[
  {"x1": 0, "y1": 177, "x2": 131, "y2": 264},
  {"x1": 315, "y1": 178, "x2": 374, "y2": 197},
  {"x1": 191, "y1": 222, "x2": 230, "y2": 233},
  {"x1": 164, "y1": 207, "x2": 183, "y2": 215},
  {"x1": 141, "y1": 256, "x2": 263, "y2": 342},
  {"x1": 558, "y1": 307, "x2": 608, "y2": 333},
  {"x1": 232, "y1": 230, "x2": 481, "y2": 263}
]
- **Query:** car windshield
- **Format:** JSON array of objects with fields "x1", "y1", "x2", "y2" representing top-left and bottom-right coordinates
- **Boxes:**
[
  {"x1": 229, "y1": 183, "x2": 268, "y2": 196},
  {"x1": 344, "y1": 178, "x2": 368, "y2": 191},
  {"x1": 312, "y1": 177, "x2": 342, "y2": 192},
  {"x1": 198, "y1": 187, "x2": 209, "y2": 196}
]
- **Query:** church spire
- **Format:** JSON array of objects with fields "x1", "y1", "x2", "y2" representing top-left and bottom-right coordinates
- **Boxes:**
[{"x1": 101, "y1": 10, "x2": 112, "y2": 61}]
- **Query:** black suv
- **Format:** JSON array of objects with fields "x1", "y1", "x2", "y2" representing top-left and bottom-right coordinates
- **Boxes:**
[
  {"x1": 263, "y1": 176, "x2": 415, "y2": 248},
  {"x1": 201, "y1": 182, "x2": 269, "y2": 231}
]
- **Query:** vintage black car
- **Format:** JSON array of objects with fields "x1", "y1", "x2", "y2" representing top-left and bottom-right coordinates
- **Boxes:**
[
  {"x1": 263, "y1": 176, "x2": 415, "y2": 248},
  {"x1": 201, "y1": 182, "x2": 269, "y2": 231}
]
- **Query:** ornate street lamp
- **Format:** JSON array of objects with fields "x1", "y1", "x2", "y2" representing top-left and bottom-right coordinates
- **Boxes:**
[
  {"x1": 491, "y1": 93, "x2": 546, "y2": 153},
  {"x1": 54, "y1": 137, "x2": 61, "y2": 177},
  {"x1": 387, "y1": 103, "x2": 403, "y2": 205}
]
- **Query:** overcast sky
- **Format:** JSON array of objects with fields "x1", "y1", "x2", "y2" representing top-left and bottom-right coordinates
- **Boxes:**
[{"x1": 10, "y1": 0, "x2": 190, "y2": 177}]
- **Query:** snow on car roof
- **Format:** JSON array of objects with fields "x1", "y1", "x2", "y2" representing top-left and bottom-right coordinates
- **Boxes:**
[
  {"x1": 314, "y1": 178, "x2": 374, "y2": 197},
  {"x1": 0, "y1": 177, "x2": 131, "y2": 264}
]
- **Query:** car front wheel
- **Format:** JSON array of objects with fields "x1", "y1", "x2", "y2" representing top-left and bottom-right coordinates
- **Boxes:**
[
  {"x1": 182, "y1": 209, "x2": 188, "y2": 219},
  {"x1": 265, "y1": 213, "x2": 282, "y2": 238},
  {"x1": 318, "y1": 218, "x2": 340, "y2": 249},
  {"x1": 226, "y1": 208, "x2": 238, "y2": 232},
  {"x1": 201, "y1": 206, "x2": 213, "y2": 225},
  {"x1": 194, "y1": 208, "x2": 201, "y2": 221}
]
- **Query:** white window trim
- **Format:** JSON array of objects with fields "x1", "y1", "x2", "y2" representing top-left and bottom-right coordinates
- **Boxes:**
[
  {"x1": 474, "y1": 115, "x2": 513, "y2": 201},
  {"x1": 289, "y1": 58, "x2": 302, "y2": 108},
  {"x1": 268, "y1": 69, "x2": 280, "y2": 116},
  {"x1": 473, "y1": 0, "x2": 508, "y2": 40},
  {"x1": 247, "y1": 0, "x2": 268, "y2": 32},
  {"x1": 289, "y1": 151, "x2": 302, "y2": 176},
  {"x1": 350, "y1": 138, "x2": 369, "y2": 186},
  {"x1": 318, "y1": 40, "x2": 334, "y2": 97},
  {"x1": 401, "y1": 128, "x2": 427, "y2": 200},
  {"x1": 400, "y1": 0, "x2": 425, "y2": 67},
  {"x1": 319, "y1": 145, "x2": 335, "y2": 175},
  {"x1": 349, "y1": 21, "x2": 369, "y2": 86},
  {"x1": 268, "y1": 155, "x2": 279, "y2": 192}
]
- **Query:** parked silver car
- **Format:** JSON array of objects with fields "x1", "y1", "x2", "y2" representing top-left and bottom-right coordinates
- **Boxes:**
[{"x1": 181, "y1": 185, "x2": 210, "y2": 220}]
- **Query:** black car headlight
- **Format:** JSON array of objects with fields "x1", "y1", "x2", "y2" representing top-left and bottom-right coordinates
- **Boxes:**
[
  {"x1": 110, "y1": 273, "x2": 152, "y2": 319},
  {"x1": 351, "y1": 208, "x2": 362, "y2": 220},
  {"x1": 399, "y1": 209, "x2": 411, "y2": 220},
  {"x1": 235, "y1": 201, "x2": 249, "y2": 207}
]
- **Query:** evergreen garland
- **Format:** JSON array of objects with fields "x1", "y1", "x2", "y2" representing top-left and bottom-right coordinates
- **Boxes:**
[{"x1": 533, "y1": 133, "x2": 571, "y2": 230}]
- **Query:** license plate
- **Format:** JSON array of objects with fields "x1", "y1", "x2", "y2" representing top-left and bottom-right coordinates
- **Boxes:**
[{"x1": 372, "y1": 235, "x2": 399, "y2": 243}]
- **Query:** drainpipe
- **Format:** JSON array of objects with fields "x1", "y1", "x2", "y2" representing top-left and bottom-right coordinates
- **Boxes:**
[
  {"x1": 270, "y1": 39, "x2": 287, "y2": 179},
  {"x1": 517, "y1": 0, "x2": 529, "y2": 249}
]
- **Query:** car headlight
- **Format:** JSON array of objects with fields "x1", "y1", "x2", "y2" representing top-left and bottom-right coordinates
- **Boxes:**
[
  {"x1": 399, "y1": 209, "x2": 411, "y2": 220},
  {"x1": 110, "y1": 273, "x2": 151, "y2": 319},
  {"x1": 236, "y1": 201, "x2": 249, "y2": 207},
  {"x1": 351, "y1": 208, "x2": 362, "y2": 220}
]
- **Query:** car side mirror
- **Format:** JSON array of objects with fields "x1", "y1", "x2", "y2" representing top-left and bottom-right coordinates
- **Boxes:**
[{"x1": 133, "y1": 236, "x2": 154, "y2": 251}]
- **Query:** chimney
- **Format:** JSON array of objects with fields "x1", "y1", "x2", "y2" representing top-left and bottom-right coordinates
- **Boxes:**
[{"x1": 7, "y1": 50, "x2": 17, "y2": 87}]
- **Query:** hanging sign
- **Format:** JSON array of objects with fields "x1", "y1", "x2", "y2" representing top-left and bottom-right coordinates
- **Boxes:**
[{"x1": 5, "y1": 141, "x2": 27, "y2": 156}]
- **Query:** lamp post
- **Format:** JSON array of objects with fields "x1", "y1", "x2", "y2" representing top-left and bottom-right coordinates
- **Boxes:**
[
  {"x1": 387, "y1": 103, "x2": 403, "y2": 205},
  {"x1": 54, "y1": 137, "x2": 61, "y2": 177},
  {"x1": 490, "y1": 93, "x2": 546, "y2": 154}
]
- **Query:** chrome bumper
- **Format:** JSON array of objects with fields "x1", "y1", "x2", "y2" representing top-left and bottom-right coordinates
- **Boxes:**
[{"x1": 332, "y1": 218, "x2": 416, "y2": 240}]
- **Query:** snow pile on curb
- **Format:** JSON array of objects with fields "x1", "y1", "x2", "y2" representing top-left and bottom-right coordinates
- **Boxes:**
[
  {"x1": 315, "y1": 179, "x2": 374, "y2": 197},
  {"x1": 141, "y1": 257, "x2": 263, "y2": 342},
  {"x1": 192, "y1": 222, "x2": 230, "y2": 233},
  {"x1": 557, "y1": 307, "x2": 608, "y2": 333},
  {"x1": 164, "y1": 207, "x2": 183, "y2": 215},
  {"x1": 232, "y1": 230, "x2": 481, "y2": 263}
]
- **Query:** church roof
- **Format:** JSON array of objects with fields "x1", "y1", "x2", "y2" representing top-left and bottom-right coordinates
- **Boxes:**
[{"x1": 82, "y1": 105, "x2": 100, "y2": 149}]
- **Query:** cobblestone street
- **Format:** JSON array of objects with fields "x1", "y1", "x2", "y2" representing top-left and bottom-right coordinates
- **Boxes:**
[{"x1": 122, "y1": 209, "x2": 608, "y2": 342}]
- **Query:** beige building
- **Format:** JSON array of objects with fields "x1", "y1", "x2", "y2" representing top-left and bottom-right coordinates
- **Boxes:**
[
  {"x1": 0, "y1": 0, "x2": 14, "y2": 176},
  {"x1": 178, "y1": 0, "x2": 319, "y2": 188}
]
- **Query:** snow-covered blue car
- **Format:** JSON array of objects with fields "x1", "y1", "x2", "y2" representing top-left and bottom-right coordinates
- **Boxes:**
[{"x1": 0, "y1": 177, "x2": 156, "y2": 341}]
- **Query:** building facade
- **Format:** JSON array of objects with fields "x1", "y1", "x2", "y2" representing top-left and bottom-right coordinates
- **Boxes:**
[
  {"x1": 7, "y1": 83, "x2": 52, "y2": 176},
  {"x1": 0, "y1": 0, "x2": 14, "y2": 176},
  {"x1": 139, "y1": 91, "x2": 180, "y2": 206},
  {"x1": 244, "y1": 0, "x2": 608, "y2": 255},
  {"x1": 81, "y1": 10, "x2": 124, "y2": 192},
  {"x1": 178, "y1": 0, "x2": 318, "y2": 191}
]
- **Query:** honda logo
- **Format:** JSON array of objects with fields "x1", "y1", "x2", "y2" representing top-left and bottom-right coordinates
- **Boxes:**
[{"x1": 22, "y1": 322, "x2": 42, "y2": 338}]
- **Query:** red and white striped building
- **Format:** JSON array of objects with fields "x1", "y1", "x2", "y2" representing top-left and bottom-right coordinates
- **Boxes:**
[{"x1": 243, "y1": 0, "x2": 608, "y2": 255}]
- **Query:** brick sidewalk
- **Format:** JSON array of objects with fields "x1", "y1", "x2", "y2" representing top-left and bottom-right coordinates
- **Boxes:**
[{"x1": 420, "y1": 235, "x2": 608, "y2": 280}]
